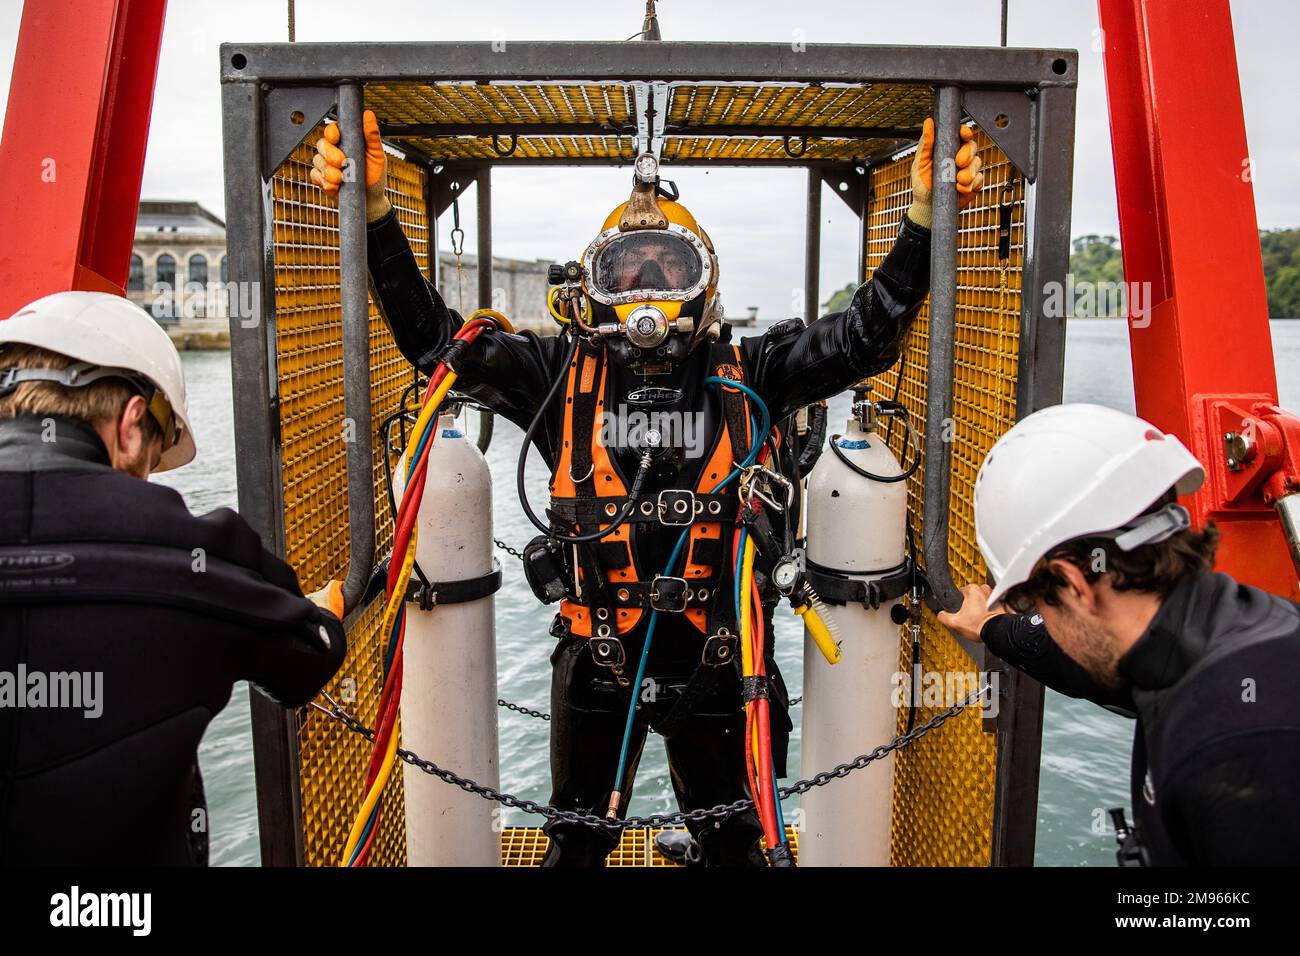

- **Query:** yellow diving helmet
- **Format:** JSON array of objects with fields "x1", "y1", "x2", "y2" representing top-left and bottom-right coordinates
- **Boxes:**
[{"x1": 580, "y1": 155, "x2": 723, "y2": 372}]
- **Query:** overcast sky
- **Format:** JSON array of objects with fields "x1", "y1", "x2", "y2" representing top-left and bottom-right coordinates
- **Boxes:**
[{"x1": 1, "y1": 0, "x2": 1295, "y2": 318}]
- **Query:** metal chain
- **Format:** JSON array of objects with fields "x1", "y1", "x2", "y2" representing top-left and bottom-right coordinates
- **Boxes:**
[
  {"x1": 494, "y1": 693, "x2": 801, "y2": 723},
  {"x1": 497, "y1": 698, "x2": 550, "y2": 721},
  {"x1": 494, "y1": 539, "x2": 524, "y2": 561},
  {"x1": 311, "y1": 684, "x2": 987, "y2": 831}
]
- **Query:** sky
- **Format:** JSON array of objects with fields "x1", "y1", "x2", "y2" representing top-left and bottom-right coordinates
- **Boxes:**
[{"x1": 1, "y1": 0, "x2": 1296, "y2": 318}]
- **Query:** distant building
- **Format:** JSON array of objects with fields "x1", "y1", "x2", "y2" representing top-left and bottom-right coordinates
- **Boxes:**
[
  {"x1": 434, "y1": 252, "x2": 553, "y2": 324},
  {"x1": 129, "y1": 200, "x2": 558, "y2": 340},
  {"x1": 129, "y1": 200, "x2": 229, "y2": 330}
]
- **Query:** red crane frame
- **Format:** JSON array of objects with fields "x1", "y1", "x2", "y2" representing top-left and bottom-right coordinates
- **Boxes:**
[
  {"x1": 0, "y1": 0, "x2": 167, "y2": 318},
  {"x1": 1099, "y1": 0, "x2": 1300, "y2": 599}
]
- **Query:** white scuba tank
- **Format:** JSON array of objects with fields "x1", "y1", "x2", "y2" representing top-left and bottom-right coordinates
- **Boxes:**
[
  {"x1": 396, "y1": 410, "x2": 500, "y2": 866},
  {"x1": 800, "y1": 395, "x2": 908, "y2": 866}
]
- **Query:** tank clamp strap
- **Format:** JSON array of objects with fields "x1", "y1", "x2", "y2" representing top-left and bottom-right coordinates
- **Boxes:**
[
  {"x1": 740, "y1": 675, "x2": 769, "y2": 702},
  {"x1": 404, "y1": 558, "x2": 503, "y2": 611},
  {"x1": 805, "y1": 557, "x2": 912, "y2": 610}
]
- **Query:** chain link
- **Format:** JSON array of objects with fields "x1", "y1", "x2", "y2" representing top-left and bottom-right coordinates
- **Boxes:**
[
  {"x1": 312, "y1": 683, "x2": 987, "y2": 831},
  {"x1": 494, "y1": 539, "x2": 524, "y2": 561},
  {"x1": 497, "y1": 698, "x2": 550, "y2": 721},
  {"x1": 494, "y1": 693, "x2": 802, "y2": 722}
]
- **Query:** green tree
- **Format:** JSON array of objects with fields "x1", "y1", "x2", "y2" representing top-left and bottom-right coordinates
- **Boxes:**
[
  {"x1": 823, "y1": 227, "x2": 1300, "y2": 321},
  {"x1": 1261, "y1": 229, "x2": 1300, "y2": 318},
  {"x1": 822, "y1": 281, "x2": 857, "y2": 315}
]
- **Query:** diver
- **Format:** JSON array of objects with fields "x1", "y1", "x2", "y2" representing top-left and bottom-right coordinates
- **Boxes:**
[
  {"x1": 0, "y1": 292, "x2": 348, "y2": 865},
  {"x1": 313, "y1": 111, "x2": 984, "y2": 865},
  {"x1": 940, "y1": 404, "x2": 1300, "y2": 866}
]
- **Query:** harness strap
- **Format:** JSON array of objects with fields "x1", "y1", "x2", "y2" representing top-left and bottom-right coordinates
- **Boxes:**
[{"x1": 549, "y1": 493, "x2": 738, "y2": 527}]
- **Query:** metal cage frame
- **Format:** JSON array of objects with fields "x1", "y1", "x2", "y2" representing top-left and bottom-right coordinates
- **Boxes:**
[{"x1": 219, "y1": 40, "x2": 1077, "y2": 867}]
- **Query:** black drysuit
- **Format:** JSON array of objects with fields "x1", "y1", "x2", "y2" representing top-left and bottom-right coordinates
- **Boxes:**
[
  {"x1": 366, "y1": 208, "x2": 932, "y2": 864},
  {"x1": 0, "y1": 415, "x2": 347, "y2": 865},
  {"x1": 982, "y1": 570, "x2": 1300, "y2": 865}
]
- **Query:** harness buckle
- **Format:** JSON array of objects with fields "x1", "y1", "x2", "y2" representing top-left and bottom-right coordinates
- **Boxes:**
[
  {"x1": 701, "y1": 627, "x2": 736, "y2": 667},
  {"x1": 656, "y1": 490, "x2": 696, "y2": 526},
  {"x1": 589, "y1": 634, "x2": 627, "y2": 674},
  {"x1": 649, "y1": 575, "x2": 689, "y2": 612}
]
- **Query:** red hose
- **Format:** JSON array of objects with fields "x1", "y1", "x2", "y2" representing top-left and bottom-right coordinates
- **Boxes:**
[
  {"x1": 751, "y1": 575, "x2": 780, "y2": 846},
  {"x1": 350, "y1": 319, "x2": 496, "y2": 865}
]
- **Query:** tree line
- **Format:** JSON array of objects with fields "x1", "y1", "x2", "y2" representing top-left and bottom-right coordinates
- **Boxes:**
[{"x1": 821, "y1": 228, "x2": 1300, "y2": 319}]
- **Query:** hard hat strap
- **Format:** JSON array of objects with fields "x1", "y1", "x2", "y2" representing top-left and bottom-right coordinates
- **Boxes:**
[
  {"x1": 1111, "y1": 502, "x2": 1191, "y2": 552},
  {"x1": 0, "y1": 361, "x2": 180, "y2": 449}
]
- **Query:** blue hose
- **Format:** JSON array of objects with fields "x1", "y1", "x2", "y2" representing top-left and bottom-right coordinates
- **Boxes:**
[{"x1": 607, "y1": 378, "x2": 771, "y2": 814}]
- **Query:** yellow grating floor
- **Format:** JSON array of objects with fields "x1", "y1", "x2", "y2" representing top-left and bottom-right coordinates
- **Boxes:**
[
  {"x1": 500, "y1": 827, "x2": 801, "y2": 867},
  {"x1": 271, "y1": 129, "x2": 431, "y2": 866},
  {"x1": 867, "y1": 130, "x2": 1025, "y2": 866}
]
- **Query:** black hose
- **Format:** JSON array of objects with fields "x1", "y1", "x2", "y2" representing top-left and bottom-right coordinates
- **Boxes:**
[
  {"x1": 829, "y1": 407, "x2": 921, "y2": 483},
  {"x1": 515, "y1": 333, "x2": 649, "y2": 544}
]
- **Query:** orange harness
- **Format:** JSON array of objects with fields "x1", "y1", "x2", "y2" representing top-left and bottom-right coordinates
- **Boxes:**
[{"x1": 548, "y1": 340, "x2": 752, "y2": 654}]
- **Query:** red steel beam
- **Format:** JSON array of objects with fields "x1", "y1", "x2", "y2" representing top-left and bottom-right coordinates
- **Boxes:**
[
  {"x1": 1099, "y1": 0, "x2": 1299, "y2": 598},
  {"x1": 0, "y1": 0, "x2": 168, "y2": 317}
]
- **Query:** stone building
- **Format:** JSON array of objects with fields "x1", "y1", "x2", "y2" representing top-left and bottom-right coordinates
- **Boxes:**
[
  {"x1": 128, "y1": 201, "x2": 230, "y2": 336},
  {"x1": 434, "y1": 251, "x2": 554, "y2": 329},
  {"x1": 129, "y1": 200, "x2": 557, "y2": 342}
]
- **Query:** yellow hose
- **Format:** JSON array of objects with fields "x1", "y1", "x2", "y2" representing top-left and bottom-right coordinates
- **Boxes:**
[
  {"x1": 738, "y1": 536, "x2": 761, "y2": 771},
  {"x1": 739, "y1": 535, "x2": 756, "y2": 679},
  {"x1": 337, "y1": 529, "x2": 417, "y2": 867},
  {"x1": 465, "y1": 308, "x2": 515, "y2": 333},
  {"x1": 401, "y1": 371, "x2": 460, "y2": 481},
  {"x1": 546, "y1": 288, "x2": 573, "y2": 326},
  {"x1": 795, "y1": 602, "x2": 841, "y2": 665},
  {"x1": 339, "y1": 724, "x2": 400, "y2": 865}
]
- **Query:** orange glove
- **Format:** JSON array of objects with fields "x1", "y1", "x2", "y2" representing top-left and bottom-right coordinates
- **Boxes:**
[
  {"x1": 307, "y1": 579, "x2": 345, "y2": 621},
  {"x1": 907, "y1": 117, "x2": 985, "y2": 228},
  {"x1": 311, "y1": 109, "x2": 391, "y2": 222}
]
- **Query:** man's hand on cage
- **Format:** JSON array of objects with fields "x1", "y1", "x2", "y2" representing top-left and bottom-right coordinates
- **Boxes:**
[
  {"x1": 311, "y1": 109, "x2": 392, "y2": 222},
  {"x1": 936, "y1": 583, "x2": 1004, "y2": 644},
  {"x1": 906, "y1": 117, "x2": 986, "y2": 229}
]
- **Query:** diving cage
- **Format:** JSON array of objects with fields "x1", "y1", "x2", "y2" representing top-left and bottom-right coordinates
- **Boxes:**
[{"x1": 218, "y1": 39, "x2": 1077, "y2": 866}]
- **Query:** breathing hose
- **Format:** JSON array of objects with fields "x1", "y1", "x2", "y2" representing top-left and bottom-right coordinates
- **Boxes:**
[{"x1": 338, "y1": 313, "x2": 506, "y2": 866}]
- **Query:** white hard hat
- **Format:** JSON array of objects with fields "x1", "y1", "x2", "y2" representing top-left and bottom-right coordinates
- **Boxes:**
[
  {"x1": 975, "y1": 403, "x2": 1205, "y2": 610},
  {"x1": 1, "y1": 291, "x2": 196, "y2": 471}
]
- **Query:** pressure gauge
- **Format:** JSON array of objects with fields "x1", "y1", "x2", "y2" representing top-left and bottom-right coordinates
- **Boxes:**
[{"x1": 772, "y1": 556, "x2": 800, "y2": 593}]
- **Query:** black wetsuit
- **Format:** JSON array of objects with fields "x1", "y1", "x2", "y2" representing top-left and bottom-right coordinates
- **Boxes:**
[
  {"x1": 0, "y1": 415, "x2": 346, "y2": 865},
  {"x1": 983, "y1": 570, "x2": 1300, "y2": 865},
  {"x1": 367, "y1": 208, "x2": 932, "y2": 864}
]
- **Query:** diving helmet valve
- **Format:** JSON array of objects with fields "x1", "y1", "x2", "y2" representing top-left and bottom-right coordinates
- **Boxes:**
[{"x1": 623, "y1": 304, "x2": 670, "y2": 349}]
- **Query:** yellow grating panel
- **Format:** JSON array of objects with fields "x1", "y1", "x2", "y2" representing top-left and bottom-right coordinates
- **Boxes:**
[
  {"x1": 364, "y1": 81, "x2": 929, "y2": 162},
  {"x1": 666, "y1": 82, "x2": 932, "y2": 129},
  {"x1": 272, "y1": 128, "x2": 429, "y2": 866},
  {"x1": 865, "y1": 131, "x2": 1025, "y2": 867},
  {"x1": 366, "y1": 82, "x2": 635, "y2": 127},
  {"x1": 499, "y1": 827, "x2": 800, "y2": 867}
]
